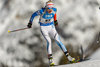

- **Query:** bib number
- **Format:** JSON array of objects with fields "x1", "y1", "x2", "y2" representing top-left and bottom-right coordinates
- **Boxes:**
[{"x1": 45, "y1": 19, "x2": 51, "y2": 23}]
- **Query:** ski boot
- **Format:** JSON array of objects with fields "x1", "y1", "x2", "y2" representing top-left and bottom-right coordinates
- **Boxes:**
[
  {"x1": 65, "y1": 51, "x2": 76, "y2": 63},
  {"x1": 67, "y1": 55, "x2": 76, "y2": 63},
  {"x1": 48, "y1": 54, "x2": 55, "y2": 66},
  {"x1": 49, "y1": 58, "x2": 55, "y2": 66}
]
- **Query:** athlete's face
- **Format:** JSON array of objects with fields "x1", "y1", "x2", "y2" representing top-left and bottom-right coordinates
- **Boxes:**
[{"x1": 47, "y1": 8, "x2": 53, "y2": 13}]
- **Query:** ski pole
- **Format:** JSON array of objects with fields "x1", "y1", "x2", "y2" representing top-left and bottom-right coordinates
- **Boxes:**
[{"x1": 8, "y1": 27, "x2": 31, "y2": 33}]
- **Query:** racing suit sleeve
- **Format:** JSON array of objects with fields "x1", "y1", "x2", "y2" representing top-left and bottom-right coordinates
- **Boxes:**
[
  {"x1": 54, "y1": 13, "x2": 58, "y2": 26},
  {"x1": 29, "y1": 9, "x2": 43, "y2": 23},
  {"x1": 54, "y1": 13, "x2": 57, "y2": 21}
]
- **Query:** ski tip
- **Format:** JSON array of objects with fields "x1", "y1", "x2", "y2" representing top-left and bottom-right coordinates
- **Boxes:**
[{"x1": 8, "y1": 30, "x2": 11, "y2": 33}]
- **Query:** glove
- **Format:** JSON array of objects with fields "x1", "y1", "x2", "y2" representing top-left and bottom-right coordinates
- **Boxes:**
[
  {"x1": 27, "y1": 23, "x2": 32, "y2": 28},
  {"x1": 54, "y1": 20, "x2": 58, "y2": 26}
]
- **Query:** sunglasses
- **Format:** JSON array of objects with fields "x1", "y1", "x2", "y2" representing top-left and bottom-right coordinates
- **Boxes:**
[{"x1": 47, "y1": 7, "x2": 53, "y2": 9}]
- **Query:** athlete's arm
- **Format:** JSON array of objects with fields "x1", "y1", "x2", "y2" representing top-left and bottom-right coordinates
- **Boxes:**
[
  {"x1": 27, "y1": 9, "x2": 43, "y2": 28},
  {"x1": 54, "y1": 13, "x2": 57, "y2": 21},
  {"x1": 53, "y1": 8, "x2": 58, "y2": 26},
  {"x1": 29, "y1": 10, "x2": 42, "y2": 23},
  {"x1": 54, "y1": 13, "x2": 58, "y2": 26}
]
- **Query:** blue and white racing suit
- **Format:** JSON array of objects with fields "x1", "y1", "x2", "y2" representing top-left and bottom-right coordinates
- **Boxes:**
[{"x1": 29, "y1": 8, "x2": 67, "y2": 55}]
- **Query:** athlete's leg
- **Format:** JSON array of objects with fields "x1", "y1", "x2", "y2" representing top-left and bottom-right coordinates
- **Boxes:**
[
  {"x1": 40, "y1": 26, "x2": 54, "y2": 65},
  {"x1": 50, "y1": 26, "x2": 67, "y2": 53},
  {"x1": 40, "y1": 26, "x2": 52, "y2": 55},
  {"x1": 50, "y1": 26, "x2": 75, "y2": 62},
  {"x1": 54, "y1": 33, "x2": 70, "y2": 56}
]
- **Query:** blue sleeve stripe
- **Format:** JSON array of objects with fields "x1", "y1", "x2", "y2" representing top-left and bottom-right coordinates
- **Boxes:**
[
  {"x1": 29, "y1": 12, "x2": 38, "y2": 23},
  {"x1": 29, "y1": 8, "x2": 44, "y2": 23}
]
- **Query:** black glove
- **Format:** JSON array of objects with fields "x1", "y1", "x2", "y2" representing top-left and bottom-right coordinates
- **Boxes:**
[
  {"x1": 54, "y1": 20, "x2": 58, "y2": 26},
  {"x1": 27, "y1": 23, "x2": 32, "y2": 28}
]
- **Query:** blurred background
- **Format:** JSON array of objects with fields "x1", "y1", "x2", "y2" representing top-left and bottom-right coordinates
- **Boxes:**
[{"x1": 0, "y1": 0, "x2": 100, "y2": 67}]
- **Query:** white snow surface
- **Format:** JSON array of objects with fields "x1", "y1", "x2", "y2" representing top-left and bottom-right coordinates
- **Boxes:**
[
  {"x1": 57, "y1": 60, "x2": 100, "y2": 67},
  {"x1": 89, "y1": 48, "x2": 100, "y2": 60}
]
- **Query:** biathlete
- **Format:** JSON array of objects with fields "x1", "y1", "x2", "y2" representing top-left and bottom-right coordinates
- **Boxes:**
[{"x1": 27, "y1": 1, "x2": 75, "y2": 66}]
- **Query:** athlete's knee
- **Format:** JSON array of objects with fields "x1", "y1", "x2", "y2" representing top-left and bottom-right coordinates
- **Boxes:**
[
  {"x1": 44, "y1": 35, "x2": 51, "y2": 43},
  {"x1": 46, "y1": 38, "x2": 51, "y2": 45},
  {"x1": 54, "y1": 34, "x2": 61, "y2": 42}
]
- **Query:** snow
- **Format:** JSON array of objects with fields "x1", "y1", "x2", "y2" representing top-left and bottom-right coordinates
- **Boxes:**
[
  {"x1": 56, "y1": 60, "x2": 100, "y2": 67},
  {"x1": 89, "y1": 48, "x2": 100, "y2": 60}
]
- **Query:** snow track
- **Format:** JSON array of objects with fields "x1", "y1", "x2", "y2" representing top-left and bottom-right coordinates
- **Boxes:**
[{"x1": 56, "y1": 60, "x2": 100, "y2": 67}]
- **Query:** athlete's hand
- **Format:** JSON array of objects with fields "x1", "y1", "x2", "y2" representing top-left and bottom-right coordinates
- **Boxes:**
[
  {"x1": 27, "y1": 23, "x2": 32, "y2": 28},
  {"x1": 54, "y1": 20, "x2": 58, "y2": 27}
]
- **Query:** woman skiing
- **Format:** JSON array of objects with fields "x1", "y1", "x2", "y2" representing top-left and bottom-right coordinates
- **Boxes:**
[{"x1": 27, "y1": 1, "x2": 75, "y2": 66}]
